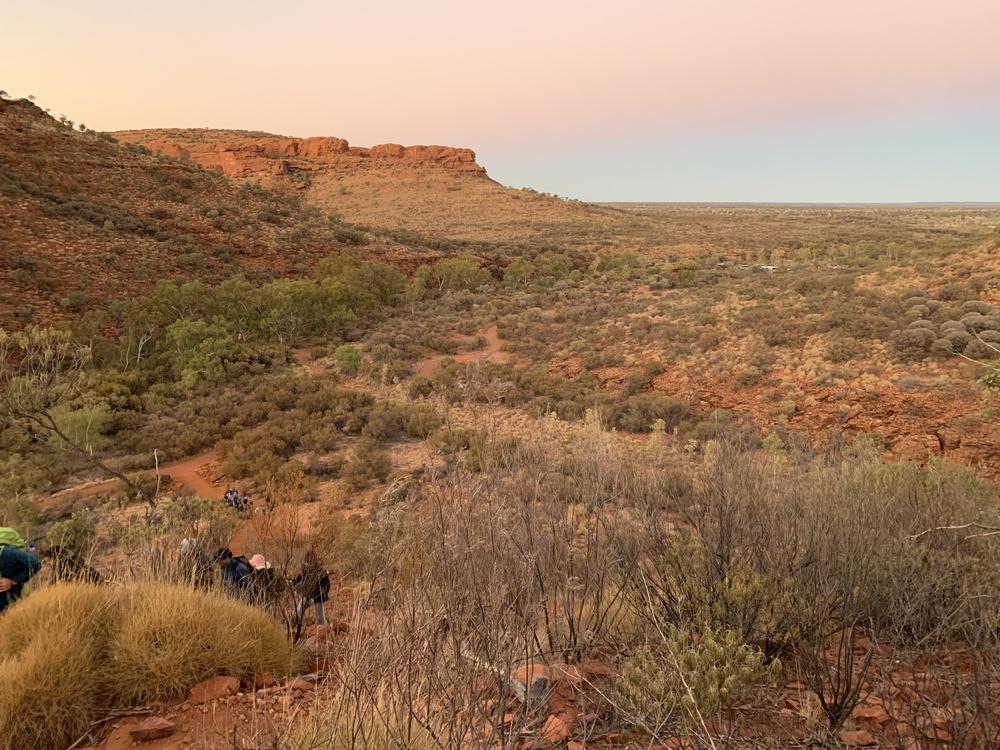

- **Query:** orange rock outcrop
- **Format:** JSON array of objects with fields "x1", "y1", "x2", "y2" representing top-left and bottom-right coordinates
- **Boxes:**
[{"x1": 118, "y1": 132, "x2": 486, "y2": 180}]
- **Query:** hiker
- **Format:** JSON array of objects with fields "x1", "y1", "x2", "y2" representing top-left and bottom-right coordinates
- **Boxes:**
[
  {"x1": 0, "y1": 528, "x2": 42, "y2": 614},
  {"x1": 45, "y1": 544, "x2": 102, "y2": 584},
  {"x1": 224, "y1": 488, "x2": 241, "y2": 511},
  {"x1": 249, "y1": 553, "x2": 283, "y2": 606},
  {"x1": 214, "y1": 547, "x2": 253, "y2": 598},
  {"x1": 293, "y1": 550, "x2": 330, "y2": 626}
]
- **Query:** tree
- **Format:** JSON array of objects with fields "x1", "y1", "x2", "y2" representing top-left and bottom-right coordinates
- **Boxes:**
[
  {"x1": 431, "y1": 252, "x2": 490, "y2": 291},
  {"x1": 503, "y1": 257, "x2": 535, "y2": 287},
  {"x1": 0, "y1": 326, "x2": 142, "y2": 498}
]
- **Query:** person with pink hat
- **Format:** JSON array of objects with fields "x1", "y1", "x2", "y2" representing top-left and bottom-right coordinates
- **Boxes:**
[{"x1": 248, "y1": 553, "x2": 283, "y2": 607}]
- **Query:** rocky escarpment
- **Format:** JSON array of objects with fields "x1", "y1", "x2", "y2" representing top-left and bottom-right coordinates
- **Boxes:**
[{"x1": 113, "y1": 130, "x2": 487, "y2": 181}]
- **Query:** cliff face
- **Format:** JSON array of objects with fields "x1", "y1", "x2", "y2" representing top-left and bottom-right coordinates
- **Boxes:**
[{"x1": 113, "y1": 130, "x2": 487, "y2": 182}]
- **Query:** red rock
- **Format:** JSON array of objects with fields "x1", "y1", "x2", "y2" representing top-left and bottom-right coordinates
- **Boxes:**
[
  {"x1": 540, "y1": 714, "x2": 571, "y2": 744},
  {"x1": 188, "y1": 675, "x2": 240, "y2": 704},
  {"x1": 129, "y1": 135, "x2": 487, "y2": 180},
  {"x1": 287, "y1": 677, "x2": 315, "y2": 692},
  {"x1": 129, "y1": 717, "x2": 177, "y2": 742},
  {"x1": 511, "y1": 662, "x2": 552, "y2": 705},
  {"x1": 839, "y1": 729, "x2": 877, "y2": 746},
  {"x1": 852, "y1": 701, "x2": 890, "y2": 724},
  {"x1": 254, "y1": 672, "x2": 277, "y2": 690},
  {"x1": 568, "y1": 742, "x2": 586, "y2": 750}
]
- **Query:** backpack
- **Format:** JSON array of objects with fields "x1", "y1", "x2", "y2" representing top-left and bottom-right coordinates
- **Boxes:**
[{"x1": 0, "y1": 527, "x2": 27, "y2": 550}]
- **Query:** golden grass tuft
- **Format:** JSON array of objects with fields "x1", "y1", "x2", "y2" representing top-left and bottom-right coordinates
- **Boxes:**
[
  {"x1": 0, "y1": 582, "x2": 292, "y2": 750},
  {"x1": 0, "y1": 585, "x2": 114, "y2": 749},
  {"x1": 109, "y1": 583, "x2": 293, "y2": 703}
]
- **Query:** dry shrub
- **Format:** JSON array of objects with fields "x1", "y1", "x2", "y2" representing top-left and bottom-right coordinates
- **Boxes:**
[{"x1": 0, "y1": 582, "x2": 291, "y2": 750}]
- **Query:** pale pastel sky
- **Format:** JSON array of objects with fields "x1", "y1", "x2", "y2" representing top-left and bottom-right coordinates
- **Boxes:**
[{"x1": 3, "y1": 0, "x2": 999, "y2": 201}]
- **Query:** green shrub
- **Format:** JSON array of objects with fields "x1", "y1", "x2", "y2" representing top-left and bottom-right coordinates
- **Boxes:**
[
  {"x1": 342, "y1": 440, "x2": 392, "y2": 489},
  {"x1": 333, "y1": 344, "x2": 363, "y2": 375},
  {"x1": 403, "y1": 404, "x2": 443, "y2": 438},
  {"x1": 612, "y1": 626, "x2": 780, "y2": 733}
]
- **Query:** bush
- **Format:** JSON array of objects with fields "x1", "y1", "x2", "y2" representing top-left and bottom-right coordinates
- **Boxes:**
[
  {"x1": 342, "y1": 440, "x2": 392, "y2": 489},
  {"x1": 333, "y1": 344, "x2": 362, "y2": 375},
  {"x1": 890, "y1": 327, "x2": 935, "y2": 360},
  {"x1": 930, "y1": 338, "x2": 954, "y2": 356},
  {"x1": 408, "y1": 375, "x2": 433, "y2": 398},
  {"x1": 612, "y1": 626, "x2": 780, "y2": 734},
  {"x1": 606, "y1": 392, "x2": 688, "y2": 433},
  {"x1": 403, "y1": 404, "x2": 443, "y2": 438},
  {"x1": 0, "y1": 583, "x2": 292, "y2": 750}
]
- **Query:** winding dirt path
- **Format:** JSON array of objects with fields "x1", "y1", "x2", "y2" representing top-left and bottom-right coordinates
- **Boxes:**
[{"x1": 42, "y1": 450, "x2": 223, "y2": 511}]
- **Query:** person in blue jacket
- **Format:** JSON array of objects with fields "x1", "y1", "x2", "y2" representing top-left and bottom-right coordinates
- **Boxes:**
[{"x1": 0, "y1": 543, "x2": 42, "y2": 613}]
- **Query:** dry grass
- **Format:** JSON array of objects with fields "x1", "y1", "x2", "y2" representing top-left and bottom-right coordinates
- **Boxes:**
[{"x1": 0, "y1": 582, "x2": 292, "y2": 750}]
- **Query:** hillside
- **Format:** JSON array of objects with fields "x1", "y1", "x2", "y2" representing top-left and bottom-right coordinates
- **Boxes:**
[
  {"x1": 113, "y1": 127, "x2": 614, "y2": 243},
  {"x1": 0, "y1": 100, "x2": 429, "y2": 327}
]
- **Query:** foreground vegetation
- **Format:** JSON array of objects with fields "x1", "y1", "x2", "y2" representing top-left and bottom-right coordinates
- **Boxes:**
[{"x1": 0, "y1": 582, "x2": 291, "y2": 750}]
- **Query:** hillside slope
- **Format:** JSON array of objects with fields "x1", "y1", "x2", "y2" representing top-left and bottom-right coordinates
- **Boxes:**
[
  {"x1": 0, "y1": 99, "x2": 423, "y2": 327},
  {"x1": 113, "y1": 128, "x2": 611, "y2": 243}
]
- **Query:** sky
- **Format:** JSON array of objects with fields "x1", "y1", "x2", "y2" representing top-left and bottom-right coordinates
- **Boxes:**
[{"x1": 3, "y1": 0, "x2": 999, "y2": 202}]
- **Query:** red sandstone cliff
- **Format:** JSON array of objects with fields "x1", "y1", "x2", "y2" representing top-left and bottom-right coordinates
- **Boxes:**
[{"x1": 113, "y1": 130, "x2": 487, "y2": 181}]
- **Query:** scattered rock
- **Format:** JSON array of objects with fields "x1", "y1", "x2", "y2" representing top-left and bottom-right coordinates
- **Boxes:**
[
  {"x1": 287, "y1": 677, "x2": 315, "y2": 692},
  {"x1": 540, "y1": 714, "x2": 571, "y2": 744},
  {"x1": 852, "y1": 701, "x2": 890, "y2": 724},
  {"x1": 129, "y1": 717, "x2": 177, "y2": 742},
  {"x1": 188, "y1": 675, "x2": 240, "y2": 705},
  {"x1": 511, "y1": 663, "x2": 552, "y2": 705}
]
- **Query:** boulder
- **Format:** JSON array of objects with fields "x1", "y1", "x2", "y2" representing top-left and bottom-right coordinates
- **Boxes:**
[
  {"x1": 188, "y1": 675, "x2": 240, "y2": 705},
  {"x1": 254, "y1": 672, "x2": 278, "y2": 690}
]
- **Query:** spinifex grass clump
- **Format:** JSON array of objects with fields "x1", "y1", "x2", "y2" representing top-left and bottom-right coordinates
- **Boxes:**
[{"x1": 0, "y1": 582, "x2": 293, "y2": 750}]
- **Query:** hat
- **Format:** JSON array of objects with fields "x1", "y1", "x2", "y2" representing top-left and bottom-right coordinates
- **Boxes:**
[{"x1": 249, "y1": 554, "x2": 271, "y2": 570}]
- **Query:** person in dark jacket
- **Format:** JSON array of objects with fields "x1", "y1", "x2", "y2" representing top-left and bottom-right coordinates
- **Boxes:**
[
  {"x1": 248, "y1": 553, "x2": 283, "y2": 607},
  {"x1": 293, "y1": 550, "x2": 330, "y2": 626},
  {"x1": 214, "y1": 547, "x2": 253, "y2": 598},
  {"x1": 0, "y1": 544, "x2": 42, "y2": 613}
]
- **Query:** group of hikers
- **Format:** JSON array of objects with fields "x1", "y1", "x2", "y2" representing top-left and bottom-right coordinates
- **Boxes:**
[
  {"x1": 224, "y1": 488, "x2": 254, "y2": 515},
  {"x1": 1, "y1": 524, "x2": 331, "y2": 626},
  {"x1": 210, "y1": 547, "x2": 330, "y2": 624}
]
